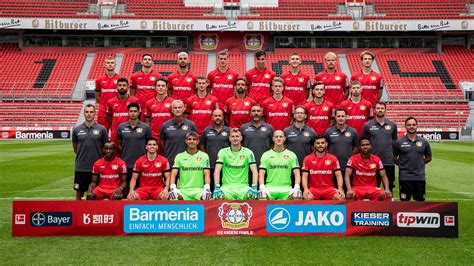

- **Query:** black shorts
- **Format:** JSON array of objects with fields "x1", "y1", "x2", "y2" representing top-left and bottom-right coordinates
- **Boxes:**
[
  {"x1": 399, "y1": 180, "x2": 426, "y2": 201},
  {"x1": 377, "y1": 165, "x2": 395, "y2": 190},
  {"x1": 74, "y1": 171, "x2": 92, "y2": 191}
]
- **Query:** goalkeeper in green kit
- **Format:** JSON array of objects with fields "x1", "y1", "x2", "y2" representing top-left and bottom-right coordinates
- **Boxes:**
[
  {"x1": 169, "y1": 131, "x2": 212, "y2": 200},
  {"x1": 259, "y1": 130, "x2": 302, "y2": 200},
  {"x1": 213, "y1": 128, "x2": 259, "y2": 200}
]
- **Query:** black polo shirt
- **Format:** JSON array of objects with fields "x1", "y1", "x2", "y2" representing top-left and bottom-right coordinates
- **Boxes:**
[
  {"x1": 240, "y1": 122, "x2": 274, "y2": 165},
  {"x1": 160, "y1": 118, "x2": 197, "y2": 166},
  {"x1": 362, "y1": 119, "x2": 398, "y2": 166},
  {"x1": 72, "y1": 122, "x2": 108, "y2": 172},
  {"x1": 200, "y1": 125, "x2": 231, "y2": 168},
  {"x1": 284, "y1": 124, "x2": 316, "y2": 167},
  {"x1": 117, "y1": 121, "x2": 152, "y2": 168},
  {"x1": 324, "y1": 125, "x2": 358, "y2": 171},
  {"x1": 394, "y1": 135, "x2": 432, "y2": 181}
]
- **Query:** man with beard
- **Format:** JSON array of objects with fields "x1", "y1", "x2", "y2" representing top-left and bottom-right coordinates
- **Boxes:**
[
  {"x1": 394, "y1": 117, "x2": 432, "y2": 201},
  {"x1": 145, "y1": 78, "x2": 174, "y2": 141},
  {"x1": 224, "y1": 77, "x2": 257, "y2": 129},
  {"x1": 281, "y1": 53, "x2": 311, "y2": 106},
  {"x1": 106, "y1": 78, "x2": 139, "y2": 143},
  {"x1": 362, "y1": 102, "x2": 398, "y2": 192},
  {"x1": 284, "y1": 106, "x2": 316, "y2": 168},
  {"x1": 302, "y1": 135, "x2": 344, "y2": 200},
  {"x1": 304, "y1": 81, "x2": 335, "y2": 135},
  {"x1": 240, "y1": 104, "x2": 274, "y2": 167},
  {"x1": 314, "y1": 52, "x2": 349, "y2": 105},
  {"x1": 168, "y1": 52, "x2": 197, "y2": 102}
]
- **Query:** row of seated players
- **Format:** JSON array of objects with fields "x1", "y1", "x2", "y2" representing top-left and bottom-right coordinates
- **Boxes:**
[
  {"x1": 96, "y1": 50, "x2": 382, "y2": 142},
  {"x1": 86, "y1": 131, "x2": 392, "y2": 202}
]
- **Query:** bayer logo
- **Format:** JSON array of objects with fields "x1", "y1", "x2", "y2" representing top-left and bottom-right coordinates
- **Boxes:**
[
  {"x1": 31, "y1": 212, "x2": 46, "y2": 226},
  {"x1": 227, "y1": 209, "x2": 245, "y2": 224},
  {"x1": 268, "y1": 208, "x2": 291, "y2": 230}
]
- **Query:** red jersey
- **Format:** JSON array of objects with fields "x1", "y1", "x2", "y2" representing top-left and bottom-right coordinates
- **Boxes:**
[
  {"x1": 262, "y1": 96, "x2": 294, "y2": 131},
  {"x1": 168, "y1": 70, "x2": 197, "y2": 102},
  {"x1": 224, "y1": 96, "x2": 257, "y2": 129},
  {"x1": 208, "y1": 68, "x2": 239, "y2": 105},
  {"x1": 144, "y1": 96, "x2": 174, "y2": 139},
  {"x1": 302, "y1": 152, "x2": 340, "y2": 188},
  {"x1": 95, "y1": 73, "x2": 120, "y2": 110},
  {"x1": 314, "y1": 70, "x2": 348, "y2": 105},
  {"x1": 339, "y1": 99, "x2": 373, "y2": 136},
  {"x1": 133, "y1": 154, "x2": 170, "y2": 188},
  {"x1": 106, "y1": 95, "x2": 139, "y2": 142},
  {"x1": 350, "y1": 70, "x2": 384, "y2": 105},
  {"x1": 130, "y1": 70, "x2": 162, "y2": 108},
  {"x1": 346, "y1": 153, "x2": 384, "y2": 187},
  {"x1": 92, "y1": 157, "x2": 127, "y2": 189},
  {"x1": 185, "y1": 94, "x2": 219, "y2": 134},
  {"x1": 281, "y1": 70, "x2": 311, "y2": 106},
  {"x1": 245, "y1": 67, "x2": 276, "y2": 104},
  {"x1": 303, "y1": 100, "x2": 334, "y2": 135}
]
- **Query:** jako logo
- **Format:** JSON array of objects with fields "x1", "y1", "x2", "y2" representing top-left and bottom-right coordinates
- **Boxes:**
[
  {"x1": 266, "y1": 205, "x2": 346, "y2": 233},
  {"x1": 397, "y1": 212, "x2": 440, "y2": 228},
  {"x1": 30, "y1": 212, "x2": 72, "y2": 227},
  {"x1": 124, "y1": 205, "x2": 204, "y2": 233}
]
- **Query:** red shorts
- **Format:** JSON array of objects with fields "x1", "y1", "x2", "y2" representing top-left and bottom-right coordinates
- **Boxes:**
[
  {"x1": 93, "y1": 186, "x2": 120, "y2": 200},
  {"x1": 135, "y1": 186, "x2": 164, "y2": 200},
  {"x1": 309, "y1": 187, "x2": 338, "y2": 200},
  {"x1": 353, "y1": 186, "x2": 385, "y2": 201}
]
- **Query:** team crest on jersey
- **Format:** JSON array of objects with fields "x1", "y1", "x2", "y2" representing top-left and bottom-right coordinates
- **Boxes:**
[
  {"x1": 114, "y1": 80, "x2": 118, "y2": 84},
  {"x1": 335, "y1": 76, "x2": 341, "y2": 81},
  {"x1": 298, "y1": 77, "x2": 304, "y2": 82},
  {"x1": 227, "y1": 75, "x2": 233, "y2": 80},
  {"x1": 165, "y1": 103, "x2": 171, "y2": 108},
  {"x1": 240, "y1": 155, "x2": 245, "y2": 160},
  {"x1": 155, "y1": 162, "x2": 161, "y2": 168},
  {"x1": 371, "y1": 76, "x2": 377, "y2": 81},
  {"x1": 284, "y1": 155, "x2": 289, "y2": 159},
  {"x1": 303, "y1": 131, "x2": 310, "y2": 137},
  {"x1": 322, "y1": 106, "x2": 329, "y2": 111},
  {"x1": 264, "y1": 74, "x2": 271, "y2": 79},
  {"x1": 186, "y1": 77, "x2": 192, "y2": 82},
  {"x1": 325, "y1": 160, "x2": 332, "y2": 165},
  {"x1": 205, "y1": 100, "x2": 212, "y2": 105},
  {"x1": 261, "y1": 127, "x2": 267, "y2": 132},
  {"x1": 222, "y1": 131, "x2": 228, "y2": 136},
  {"x1": 370, "y1": 163, "x2": 376, "y2": 169},
  {"x1": 112, "y1": 164, "x2": 118, "y2": 170},
  {"x1": 136, "y1": 128, "x2": 143, "y2": 133},
  {"x1": 282, "y1": 102, "x2": 288, "y2": 107},
  {"x1": 182, "y1": 125, "x2": 189, "y2": 130},
  {"x1": 218, "y1": 202, "x2": 253, "y2": 230},
  {"x1": 150, "y1": 76, "x2": 156, "y2": 81},
  {"x1": 384, "y1": 125, "x2": 391, "y2": 130},
  {"x1": 93, "y1": 129, "x2": 100, "y2": 135},
  {"x1": 196, "y1": 157, "x2": 202, "y2": 161},
  {"x1": 244, "y1": 101, "x2": 250, "y2": 106},
  {"x1": 360, "y1": 105, "x2": 366, "y2": 110},
  {"x1": 416, "y1": 141, "x2": 423, "y2": 147},
  {"x1": 344, "y1": 132, "x2": 352, "y2": 137},
  {"x1": 198, "y1": 33, "x2": 219, "y2": 50},
  {"x1": 243, "y1": 34, "x2": 264, "y2": 51}
]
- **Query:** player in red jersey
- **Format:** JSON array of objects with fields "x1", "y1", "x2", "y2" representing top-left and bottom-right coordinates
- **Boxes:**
[
  {"x1": 302, "y1": 135, "x2": 344, "y2": 200},
  {"x1": 87, "y1": 142, "x2": 127, "y2": 200},
  {"x1": 208, "y1": 50, "x2": 239, "y2": 105},
  {"x1": 339, "y1": 80, "x2": 373, "y2": 136},
  {"x1": 130, "y1": 54, "x2": 162, "y2": 119},
  {"x1": 106, "y1": 78, "x2": 139, "y2": 143},
  {"x1": 128, "y1": 138, "x2": 170, "y2": 200},
  {"x1": 145, "y1": 78, "x2": 174, "y2": 141},
  {"x1": 168, "y1": 52, "x2": 197, "y2": 102},
  {"x1": 303, "y1": 81, "x2": 334, "y2": 135},
  {"x1": 245, "y1": 50, "x2": 276, "y2": 105},
  {"x1": 262, "y1": 77, "x2": 294, "y2": 131},
  {"x1": 345, "y1": 138, "x2": 392, "y2": 201},
  {"x1": 350, "y1": 51, "x2": 384, "y2": 105},
  {"x1": 185, "y1": 76, "x2": 219, "y2": 135},
  {"x1": 314, "y1": 52, "x2": 348, "y2": 105},
  {"x1": 281, "y1": 52, "x2": 311, "y2": 106},
  {"x1": 224, "y1": 77, "x2": 257, "y2": 129},
  {"x1": 95, "y1": 56, "x2": 120, "y2": 130}
]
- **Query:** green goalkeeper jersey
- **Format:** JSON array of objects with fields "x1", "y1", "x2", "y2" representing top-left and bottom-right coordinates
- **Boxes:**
[
  {"x1": 259, "y1": 149, "x2": 299, "y2": 187},
  {"x1": 173, "y1": 150, "x2": 210, "y2": 189},
  {"x1": 216, "y1": 147, "x2": 256, "y2": 185}
]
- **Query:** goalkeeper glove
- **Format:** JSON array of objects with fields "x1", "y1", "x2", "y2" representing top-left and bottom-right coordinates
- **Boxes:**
[
  {"x1": 289, "y1": 184, "x2": 303, "y2": 200},
  {"x1": 169, "y1": 184, "x2": 182, "y2": 200},
  {"x1": 258, "y1": 184, "x2": 268, "y2": 200},
  {"x1": 212, "y1": 184, "x2": 225, "y2": 200},
  {"x1": 201, "y1": 184, "x2": 212, "y2": 200},
  {"x1": 246, "y1": 183, "x2": 258, "y2": 200}
]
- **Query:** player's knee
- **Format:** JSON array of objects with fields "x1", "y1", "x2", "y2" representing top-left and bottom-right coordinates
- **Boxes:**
[{"x1": 86, "y1": 193, "x2": 96, "y2": 200}]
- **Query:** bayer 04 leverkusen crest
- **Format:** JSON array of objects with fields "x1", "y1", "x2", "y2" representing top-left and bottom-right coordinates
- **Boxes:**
[
  {"x1": 244, "y1": 34, "x2": 264, "y2": 51},
  {"x1": 198, "y1": 33, "x2": 219, "y2": 50},
  {"x1": 218, "y1": 202, "x2": 253, "y2": 230}
]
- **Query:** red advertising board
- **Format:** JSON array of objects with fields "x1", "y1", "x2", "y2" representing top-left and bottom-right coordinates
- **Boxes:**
[{"x1": 12, "y1": 200, "x2": 458, "y2": 238}]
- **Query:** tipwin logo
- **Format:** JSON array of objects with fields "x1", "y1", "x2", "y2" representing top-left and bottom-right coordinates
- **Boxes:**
[
  {"x1": 397, "y1": 212, "x2": 440, "y2": 228},
  {"x1": 268, "y1": 208, "x2": 291, "y2": 230}
]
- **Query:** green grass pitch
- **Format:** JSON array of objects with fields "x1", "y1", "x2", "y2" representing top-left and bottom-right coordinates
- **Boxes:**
[{"x1": 0, "y1": 140, "x2": 473, "y2": 264}]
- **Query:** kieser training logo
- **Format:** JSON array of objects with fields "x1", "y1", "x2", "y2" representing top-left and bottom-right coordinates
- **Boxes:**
[
  {"x1": 124, "y1": 205, "x2": 204, "y2": 233},
  {"x1": 30, "y1": 212, "x2": 72, "y2": 227},
  {"x1": 351, "y1": 212, "x2": 392, "y2": 227},
  {"x1": 218, "y1": 202, "x2": 253, "y2": 230},
  {"x1": 397, "y1": 212, "x2": 440, "y2": 228},
  {"x1": 266, "y1": 205, "x2": 346, "y2": 233}
]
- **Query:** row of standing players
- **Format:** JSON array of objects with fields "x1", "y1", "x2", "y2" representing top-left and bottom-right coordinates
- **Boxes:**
[{"x1": 72, "y1": 50, "x2": 432, "y2": 201}]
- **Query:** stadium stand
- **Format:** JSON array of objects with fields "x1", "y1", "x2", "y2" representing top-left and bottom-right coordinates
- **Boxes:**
[
  {"x1": 0, "y1": 0, "x2": 94, "y2": 18},
  {"x1": 226, "y1": 51, "x2": 247, "y2": 75},
  {"x1": 365, "y1": 0, "x2": 473, "y2": 19}
]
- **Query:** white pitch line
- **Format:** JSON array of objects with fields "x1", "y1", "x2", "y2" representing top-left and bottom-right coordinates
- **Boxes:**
[
  {"x1": 0, "y1": 189, "x2": 70, "y2": 194},
  {"x1": 426, "y1": 191, "x2": 474, "y2": 195}
]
